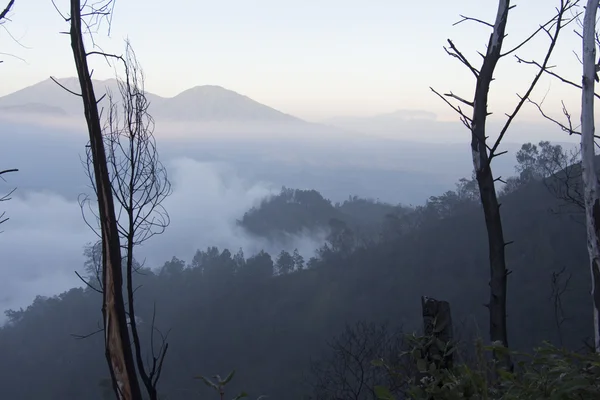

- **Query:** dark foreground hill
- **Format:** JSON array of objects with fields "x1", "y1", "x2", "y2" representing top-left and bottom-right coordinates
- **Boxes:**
[{"x1": 0, "y1": 157, "x2": 593, "y2": 399}]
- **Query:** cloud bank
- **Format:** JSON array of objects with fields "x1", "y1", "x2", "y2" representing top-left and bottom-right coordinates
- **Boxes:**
[{"x1": 0, "y1": 158, "x2": 325, "y2": 322}]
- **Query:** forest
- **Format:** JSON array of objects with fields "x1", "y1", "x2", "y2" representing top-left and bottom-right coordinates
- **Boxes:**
[{"x1": 0, "y1": 140, "x2": 597, "y2": 399}]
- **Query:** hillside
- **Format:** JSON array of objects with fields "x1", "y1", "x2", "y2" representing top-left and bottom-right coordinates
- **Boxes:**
[
  {"x1": 0, "y1": 157, "x2": 592, "y2": 399},
  {"x1": 238, "y1": 187, "x2": 410, "y2": 241}
]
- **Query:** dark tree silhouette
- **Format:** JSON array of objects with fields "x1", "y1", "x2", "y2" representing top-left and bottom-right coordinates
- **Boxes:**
[
  {"x1": 430, "y1": 0, "x2": 577, "y2": 367},
  {"x1": 53, "y1": 0, "x2": 144, "y2": 398},
  {"x1": 79, "y1": 41, "x2": 172, "y2": 400}
]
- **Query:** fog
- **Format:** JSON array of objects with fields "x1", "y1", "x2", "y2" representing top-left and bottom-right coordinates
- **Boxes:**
[
  {"x1": 0, "y1": 156, "x2": 330, "y2": 322},
  {"x1": 0, "y1": 79, "x2": 580, "y2": 325}
]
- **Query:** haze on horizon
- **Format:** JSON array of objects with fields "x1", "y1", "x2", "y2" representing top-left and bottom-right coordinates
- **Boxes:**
[{"x1": 1, "y1": 0, "x2": 588, "y2": 123}]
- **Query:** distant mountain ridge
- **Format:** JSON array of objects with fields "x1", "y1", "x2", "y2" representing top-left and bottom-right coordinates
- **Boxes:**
[{"x1": 0, "y1": 78, "x2": 301, "y2": 123}]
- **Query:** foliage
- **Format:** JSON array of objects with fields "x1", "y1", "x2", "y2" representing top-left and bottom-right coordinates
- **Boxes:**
[{"x1": 373, "y1": 333, "x2": 600, "y2": 400}]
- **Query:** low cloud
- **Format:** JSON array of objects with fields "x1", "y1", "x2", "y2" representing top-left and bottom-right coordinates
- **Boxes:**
[{"x1": 0, "y1": 158, "x2": 325, "y2": 322}]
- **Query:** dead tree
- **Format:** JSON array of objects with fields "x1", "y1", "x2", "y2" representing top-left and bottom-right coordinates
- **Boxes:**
[
  {"x1": 54, "y1": 1, "x2": 144, "y2": 398},
  {"x1": 431, "y1": 0, "x2": 577, "y2": 367},
  {"x1": 581, "y1": 0, "x2": 600, "y2": 352},
  {"x1": 80, "y1": 41, "x2": 172, "y2": 400}
]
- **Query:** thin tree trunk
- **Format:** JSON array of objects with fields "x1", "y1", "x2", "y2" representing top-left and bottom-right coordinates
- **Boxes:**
[
  {"x1": 69, "y1": 1, "x2": 143, "y2": 398},
  {"x1": 470, "y1": 1, "x2": 511, "y2": 364},
  {"x1": 581, "y1": 0, "x2": 600, "y2": 352}
]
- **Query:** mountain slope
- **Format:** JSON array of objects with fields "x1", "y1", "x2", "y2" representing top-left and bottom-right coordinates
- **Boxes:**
[
  {"x1": 154, "y1": 85, "x2": 301, "y2": 122},
  {"x1": 0, "y1": 173, "x2": 592, "y2": 399},
  {"x1": 0, "y1": 78, "x2": 301, "y2": 123}
]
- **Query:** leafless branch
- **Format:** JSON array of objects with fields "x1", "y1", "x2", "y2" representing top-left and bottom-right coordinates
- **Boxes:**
[
  {"x1": 71, "y1": 323, "x2": 104, "y2": 340},
  {"x1": 50, "y1": 76, "x2": 82, "y2": 97},
  {"x1": 445, "y1": 91, "x2": 474, "y2": 107},
  {"x1": 489, "y1": 0, "x2": 576, "y2": 162},
  {"x1": 453, "y1": 14, "x2": 494, "y2": 28},
  {"x1": 75, "y1": 270, "x2": 103, "y2": 294},
  {"x1": 430, "y1": 87, "x2": 472, "y2": 129},
  {"x1": 0, "y1": 168, "x2": 18, "y2": 177},
  {"x1": 501, "y1": 4, "x2": 581, "y2": 58},
  {"x1": 517, "y1": 56, "x2": 600, "y2": 99},
  {"x1": 444, "y1": 39, "x2": 480, "y2": 77}
]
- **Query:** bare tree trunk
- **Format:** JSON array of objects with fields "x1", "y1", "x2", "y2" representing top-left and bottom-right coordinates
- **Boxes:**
[
  {"x1": 68, "y1": 1, "x2": 143, "y2": 398},
  {"x1": 581, "y1": 0, "x2": 600, "y2": 352},
  {"x1": 432, "y1": 0, "x2": 574, "y2": 368},
  {"x1": 470, "y1": 0, "x2": 511, "y2": 360}
]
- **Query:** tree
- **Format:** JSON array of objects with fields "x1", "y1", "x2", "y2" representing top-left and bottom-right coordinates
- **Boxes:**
[
  {"x1": 159, "y1": 257, "x2": 185, "y2": 278},
  {"x1": 276, "y1": 250, "x2": 295, "y2": 275},
  {"x1": 580, "y1": 0, "x2": 600, "y2": 352},
  {"x1": 293, "y1": 248, "x2": 305, "y2": 271},
  {"x1": 431, "y1": 0, "x2": 576, "y2": 366},
  {"x1": 241, "y1": 251, "x2": 274, "y2": 280},
  {"x1": 96, "y1": 41, "x2": 171, "y2": 400},
  {"x1": 326, "y1": 218, "x2": 356, "y2": 256},
  {"x1": 514, "y1": 141, "x2": 570, "y2": 183},
  {"x1": 77, "y1": 41, "x2": 172, "y2": 399},
  {"x1": 55, "y1": 1, "x2": 144, "y2": 398}
]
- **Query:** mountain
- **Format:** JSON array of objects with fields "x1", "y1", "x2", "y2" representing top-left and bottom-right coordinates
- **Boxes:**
[
  {"x1": 152, "y1": 85, "x2": 301, "y2": 122},
  {"x1": 0, "y1": 78, "x2": 301, "y2": 123}
]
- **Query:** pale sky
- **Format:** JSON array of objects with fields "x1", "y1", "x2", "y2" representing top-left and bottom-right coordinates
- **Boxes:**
[{"x1": 0, "y1": 0, "x2": 589, "y2": 121}]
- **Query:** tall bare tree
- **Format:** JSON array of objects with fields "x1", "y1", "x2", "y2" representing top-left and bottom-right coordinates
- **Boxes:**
[
  {"x1": 431, "y1": 0, "x2": 577, "y2": 367},
  {"x1": 80, "y1": 40, "x2": 172, "y2": 400},
  {"x1": 580, "y1": 0, "x2": 600, "y2": 352},
  {"x1": 54, "y1": 0, "x2": 144, "y2": 398}
]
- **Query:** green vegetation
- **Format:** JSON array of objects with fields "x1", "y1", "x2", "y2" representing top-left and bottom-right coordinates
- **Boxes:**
[{"x1": 373, "y1": 336, "x2": 600, "y2": 400}]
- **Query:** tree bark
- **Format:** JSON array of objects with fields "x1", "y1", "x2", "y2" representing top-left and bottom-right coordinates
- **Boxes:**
[
  {"x1": 581, "y1": 0, "x2": 600, "y2": 353},
  {"x1": 69, "y1": 1, "x2": 143, "y2": 398}
]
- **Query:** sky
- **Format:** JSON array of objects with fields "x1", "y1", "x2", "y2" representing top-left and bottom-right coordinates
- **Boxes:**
[{"x1": 0, "y1": 0, "x2": 589, "y2": 122}]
